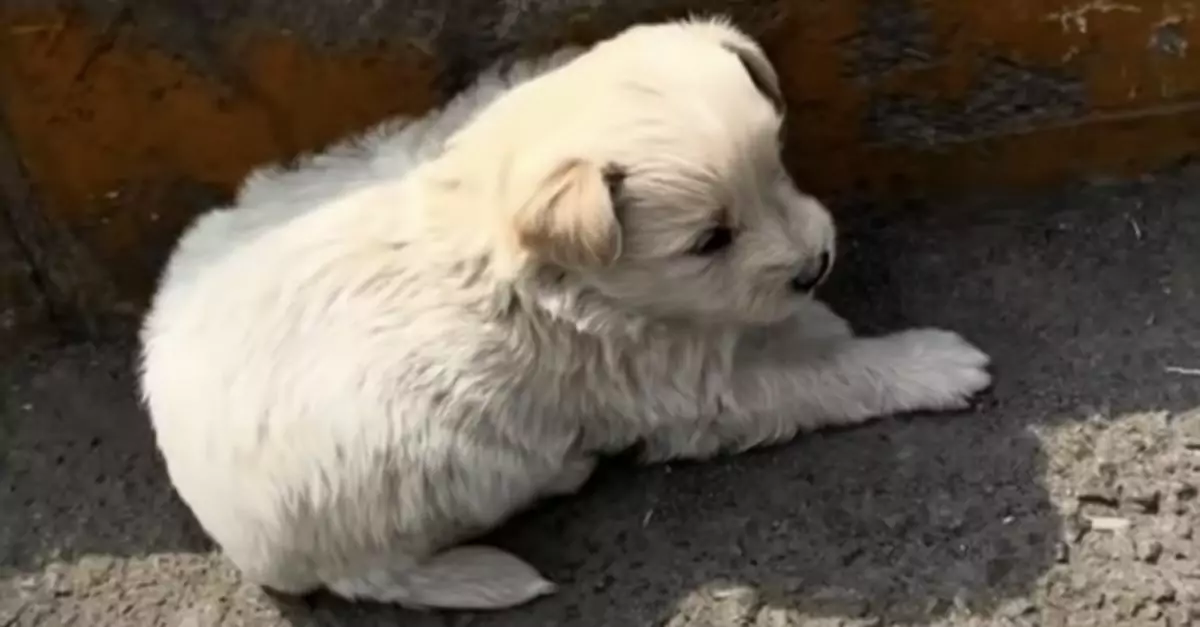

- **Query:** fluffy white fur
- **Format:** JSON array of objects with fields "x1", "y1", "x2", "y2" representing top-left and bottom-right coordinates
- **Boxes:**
[{"x1": 139, "y1": 17, "x2": 991, "y2": 612}]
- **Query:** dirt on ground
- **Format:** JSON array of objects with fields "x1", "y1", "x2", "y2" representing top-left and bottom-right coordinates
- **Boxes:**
[{"x1": 2, "y1": 169, "x2": 1199, "y2": 626}]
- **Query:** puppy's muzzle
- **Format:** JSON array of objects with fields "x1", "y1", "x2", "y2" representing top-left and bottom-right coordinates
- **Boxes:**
[{"x1": 790, "y1": 250, "x2": 832, "y2": 293}]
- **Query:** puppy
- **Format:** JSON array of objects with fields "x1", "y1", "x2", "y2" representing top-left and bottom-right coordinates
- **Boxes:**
[{"x1": 139, "y1": 16, "x2": 991, "y2": 612}]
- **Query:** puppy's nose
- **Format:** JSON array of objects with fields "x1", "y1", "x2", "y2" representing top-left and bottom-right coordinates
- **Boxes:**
[{"x1": 790, "y1": 250, "x2": 832, "y2": 293}]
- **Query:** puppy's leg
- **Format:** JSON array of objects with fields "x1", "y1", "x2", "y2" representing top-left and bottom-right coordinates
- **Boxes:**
[
  {"x1": 789, "y1": 299, "x2": 854, "y2": 341},
  {"x1": 323, "y1": 448, "x2": 582, "y2": 610},
  {"x1": 541, "y1": 455, "x2": 597, "y2": 498},
  {"x1": 239, "y1": 557, "x2": 323, "y2": 597},
  {"x1": 641, "y1": 327, "x2": 990, "y2": 461},
  {"x1": 742, "y1": 299, "x2": 853, "y2": 355},
  {"x1": 333, "y1": 456, "x2": 596, "y2": 611},
  {"x1": 326, "y1": 545, "x2": 557, "y2": 611}
]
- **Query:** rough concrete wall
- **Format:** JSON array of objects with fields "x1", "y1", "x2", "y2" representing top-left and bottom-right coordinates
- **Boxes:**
[
  {"x1": 0, "y1": 215, "x2": 47, "y2": 342},
  {"x1": 2, "y1": 0, "x2": 1200, "y2": 345}
]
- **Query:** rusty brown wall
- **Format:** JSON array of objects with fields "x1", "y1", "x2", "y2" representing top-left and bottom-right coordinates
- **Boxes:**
[{"x1": 3, "y1": 0, "x2": 1200, "y2": 347}]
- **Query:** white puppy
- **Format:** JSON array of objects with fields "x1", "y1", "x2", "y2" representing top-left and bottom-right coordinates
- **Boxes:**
[{"x1": 139, "y1": 17, "x2": 991, "y2": 612}]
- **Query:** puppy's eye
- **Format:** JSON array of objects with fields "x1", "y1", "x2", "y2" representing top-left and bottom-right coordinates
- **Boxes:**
[{"x1": 692, "y1": 226, "x2": 734, "y2": 255}]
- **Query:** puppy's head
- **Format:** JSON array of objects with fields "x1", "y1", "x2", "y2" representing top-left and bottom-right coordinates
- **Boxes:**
[{"x1": 443, "y1": 17, "x2": 835, "y2": 327}]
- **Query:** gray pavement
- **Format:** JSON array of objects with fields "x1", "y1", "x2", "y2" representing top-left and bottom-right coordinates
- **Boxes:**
[{"x1": 2, "y1": 168, "x2": 1199, "y2": 626}]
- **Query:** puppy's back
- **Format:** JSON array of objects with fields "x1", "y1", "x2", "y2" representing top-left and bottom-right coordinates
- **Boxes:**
[{"x1": 157, "y1": 48, "x2": 583, "y2": 292}]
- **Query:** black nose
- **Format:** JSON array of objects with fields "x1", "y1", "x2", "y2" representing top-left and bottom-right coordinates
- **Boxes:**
[{"x1": 790, "y1": 251, "x2": 832, "y2": 293}]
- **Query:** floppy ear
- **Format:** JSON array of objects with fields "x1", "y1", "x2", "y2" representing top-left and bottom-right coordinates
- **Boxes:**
[
  {"x1": 511, "y1": 158, "x2": 623, "y2": 268},
  {"x1": 721, "y1": 39, "x2": 785, "y2": 112}
]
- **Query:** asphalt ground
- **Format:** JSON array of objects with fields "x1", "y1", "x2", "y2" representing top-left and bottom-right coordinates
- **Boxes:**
[{"x1": 2, "y1": 168, "x2": 1199, "y2": 626}]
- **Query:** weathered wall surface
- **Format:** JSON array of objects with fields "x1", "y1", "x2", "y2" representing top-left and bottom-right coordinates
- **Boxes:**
[{"x1": 2, "y1": 0, "x2": 1200, "y2": 346}]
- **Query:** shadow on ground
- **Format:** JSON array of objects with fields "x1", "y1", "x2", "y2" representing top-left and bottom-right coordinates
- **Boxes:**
[
  {"x1": 0, "y1": 345, "x2": 215, "y2": 565},
  {"x1": 3, "y1": 172, "x2": 1199, "y2": 626}
]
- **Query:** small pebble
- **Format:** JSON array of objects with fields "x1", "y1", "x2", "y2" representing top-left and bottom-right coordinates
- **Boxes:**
[
  {"x1": 1137, "y1": 539, "x2": 1164, "y2": 564},
  {"x1": 1088, "y1": 516, "x2": 1131, "y2": 532},
  {"x1": 1054, "y1": 541, "x2": 1071, "y2": 563},
  {"x1": 1127, "y1": 489, "x2": 1161, "y2": 514}
]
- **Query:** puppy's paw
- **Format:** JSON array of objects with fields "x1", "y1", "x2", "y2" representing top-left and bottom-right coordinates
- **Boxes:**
[{"x1": 878, "y1": 328, "x2": 992, "y2": 412}]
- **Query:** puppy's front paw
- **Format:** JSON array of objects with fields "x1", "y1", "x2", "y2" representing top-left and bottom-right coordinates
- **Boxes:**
[{"x1": 879, "y1": 328, "x2": 992, "y2": 413}]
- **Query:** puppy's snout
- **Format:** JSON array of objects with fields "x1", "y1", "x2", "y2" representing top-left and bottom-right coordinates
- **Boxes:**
[{"x1": 789, "y1": 250, "x2": 831, "y2": 293}]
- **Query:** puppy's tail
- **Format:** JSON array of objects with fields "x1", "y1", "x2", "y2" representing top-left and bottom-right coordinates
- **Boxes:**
[{"x1": 326, "y1": 545, "x2": 557, "y2": 610}]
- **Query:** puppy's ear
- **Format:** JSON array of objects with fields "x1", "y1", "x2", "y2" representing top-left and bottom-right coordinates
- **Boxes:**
[
  {"x1": 721, "y1": 39, "x2": 784, "y2": 112},
  {"x1": 512, "y1": 158, "x2": 623, "y2": 268},
  {"x1": 678, "y1": 16, "x2": 783, "y2": 110}
]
